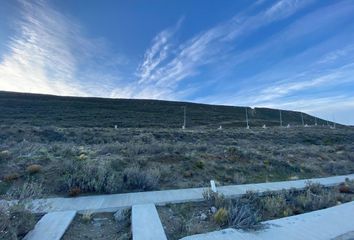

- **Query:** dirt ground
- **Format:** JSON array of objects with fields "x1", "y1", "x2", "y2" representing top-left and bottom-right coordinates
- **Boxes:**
[{"x1": 62, "y1": 212, "x2": 131, "y2": 240}]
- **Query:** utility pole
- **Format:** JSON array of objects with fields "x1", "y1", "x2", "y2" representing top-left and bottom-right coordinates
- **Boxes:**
[
  {"x1": 182, "y1": 106, "x2": 186, "y2": 129},
  {"x1": 279, "y1": 110, "x2": 283, "y2": 127},
  {"x1": 245, "y1": 108, "x2": 249, "y2": 129},
  {"x1": 301, "y1": 112, "x2": 304, "y2": 126}
]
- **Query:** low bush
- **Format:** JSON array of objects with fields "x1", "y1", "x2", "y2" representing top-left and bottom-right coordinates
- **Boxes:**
[
  {"x1": 81, "y1": 211, "x2": 93, "y2": 223},
  {"x1": 3, "y1": 173, "x2": 20, "y2": 182},
  {"x1": 339, "y1": 179, "x2": 354, "y2": 193},
  {"x1": 68, "y1": 187, "x2": 81, "y2": 197},
  {"x1": 228, "y1": 199, "x2": 261, "y2": 230},
  {"x1": 123, "y1": 166, "x2": 160, "y2": 191},
  {"x1": 1, "y1": 180, "x2": 42, "y2": 239},
  {"x1": 194, "y1": 160, "x2": 205, "y2": 169},
  {"x1": 63, "y1": 163, "x2": 120, "y2": 194},
  {"x1": 26, "y1": 164, "x2": 42, "y2": 175},
  {"x1": 261, "y1": 194, "x2": 290, "y2": 218},
  {"x1": 6, "y1": 181, "x2": 43, "y2": 200},
  {"x1": 0, "y1": 205, "x2": 36, "y2": 240},
  {"x1": 0, "y1": 150, "x2": 11, "y2": 161},
  {"x1": 213, "y1": 208, "x2": 228, "y2": 226},
  {"x1": 202, "y1": 189, "x2": 227, "y2": 209}
]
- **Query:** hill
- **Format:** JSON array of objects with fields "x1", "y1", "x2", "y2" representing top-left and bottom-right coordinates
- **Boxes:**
[{"x1": 0, "y1": 91, "x2": 333, "y2": 128}]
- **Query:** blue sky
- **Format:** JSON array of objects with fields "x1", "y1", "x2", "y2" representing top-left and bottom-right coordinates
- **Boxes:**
[{"x1": 1, "y1": 0, "x2": 354, "y2": 125}]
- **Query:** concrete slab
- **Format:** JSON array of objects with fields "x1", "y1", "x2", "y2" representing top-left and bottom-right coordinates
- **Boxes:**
[
  {"x1": 181, "y1": 201, "x2": 354, "y2": 240},
  {"x1": 24, "y1": 210, "x2": 76, "y2": 240},
  {"x1": 132, "y1": 203, "x2": 167, "y2": 240},
  {"x1": 5, "y1": 173, "x2": 354, "y2": 213}
]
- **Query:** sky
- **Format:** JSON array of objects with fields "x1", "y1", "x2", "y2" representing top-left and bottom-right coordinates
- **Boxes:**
[{"x1": 0, "y1": 0, "x2": 354, "y2": 125}]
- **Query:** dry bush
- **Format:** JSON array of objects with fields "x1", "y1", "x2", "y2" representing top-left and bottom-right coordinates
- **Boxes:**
[
  {"x1": 68, "y1": 187, "x2": 81, "y2": 197},
  {"x1": 0, "y1": 205, "x2": 36, "y2": 240},
  {"x1": 202, "y1": 189, "x2": 227, "y2": 209},
  {"x1": 78, "y1": 153, "x2": 87, "y2": 161},
  {"x1": 63, "y1": 162, "x2": 120, "y2": 194},
  {"x1": 123, "y1": 166, "x2": 160, "y2": 191},
  {"x1": 0, "y1": 150, "x2": 11, "y2": 161},
  {"x1": 261, "y1": 193, "x2": 291, "y2": 218},
  {"x1": 228, "y1": 198, "x2": 261, "y2": 230},
  {"x1": 339, "y1": 178, "x2": 354, "y2": 193},
  {"x1": 293, "y1": 182, "x2": 337, "y2": 212},
  {"x1": 26, "y1": 164, "x2": 42, "y2": 174},
  {"x1": 6, "y1": 181, "x2": 43, "y2": 201},
  {"x1": 1, "y1": 180, "x2": 42, "y2": 239},
  {"x1": 233, "y1": 173, "x2": 246, "y2": 184},
  {"x1": 3, "y1": 173, "x2": 20, "y2": 182},
  {"x1": 81, "y1": 211, "x2": 93, "y2": 223}
]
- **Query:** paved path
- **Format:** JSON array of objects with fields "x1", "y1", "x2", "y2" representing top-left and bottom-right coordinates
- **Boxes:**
[
  {"x1": 132, "y1": 204, "x2": 167, "y2": 240},
  {"x1": 181, "y1": 201, "x2": 354, "y2": 240},
  {"x1": 24, "y1": 211, "x2": 76, "y2": 240},
  {"x1": 13, "y1": 173, "x2": 354, "y2": 213}
]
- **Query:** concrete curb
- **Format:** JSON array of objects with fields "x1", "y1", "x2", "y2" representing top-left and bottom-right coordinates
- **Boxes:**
[
  {"x1": 24, "y1": 210, "x2": 76, "y2": 240},
  {"x1": 3, "y1": 173, "x2": 353, "y2": 213},
  {"x1": 132, "y1": 204, "x2": 167, "y2": 240}
]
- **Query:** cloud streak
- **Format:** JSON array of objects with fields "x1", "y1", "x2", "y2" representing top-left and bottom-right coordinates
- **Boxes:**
[
  {"x1": 134, "y1": 0, "x2": 315, "y2": 96},
  {"x1": 0, "y1": 0, "x2": 126, "y2": 97}
]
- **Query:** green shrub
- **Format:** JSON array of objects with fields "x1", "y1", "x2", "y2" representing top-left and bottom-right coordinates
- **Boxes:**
[
  {"x1": 213, "y1": 208, "x2": 228, "y2": 226},
  {"x1": 194, "y1": 160, "x2": 205, "y2": 169}
]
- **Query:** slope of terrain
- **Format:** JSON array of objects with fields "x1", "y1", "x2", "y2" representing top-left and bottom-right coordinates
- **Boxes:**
[
  {"x1": 0, "y1": 91, "x2": 352, "y2": 200},
  {"x1": 0, "y1": 91, "x2": 333, "y2": 128}
]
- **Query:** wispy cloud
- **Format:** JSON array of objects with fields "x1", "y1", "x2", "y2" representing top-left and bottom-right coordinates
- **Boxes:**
[
  {"x1": 135, "y1": 0, "x2": 314, "y2": 96},
  {"x1": 137, "y1": 18, "x2": 183, "y2": 84},
  {"x1": 0, "y1": 0, "x2": 125, "y2": 97}
]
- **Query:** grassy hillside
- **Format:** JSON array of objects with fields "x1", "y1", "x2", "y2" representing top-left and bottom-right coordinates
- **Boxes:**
[
  {"x1": 1, "y1": 91, "x2": 352, "y2": 200},
  {"x1": 0, "y1": 91, "x2": 332, "y2": 128}
]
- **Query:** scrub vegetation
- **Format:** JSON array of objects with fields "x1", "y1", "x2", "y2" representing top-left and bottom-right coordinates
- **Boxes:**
[
  {"x1": 158, "y1": 181, "x2": 354, "y2": 240},
  {"x1": 0, "y1": 91, "x2": 353, "y2": 199}
]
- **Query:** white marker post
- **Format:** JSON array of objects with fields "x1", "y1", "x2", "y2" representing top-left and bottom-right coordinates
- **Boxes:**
[
  {"x1": 114, "y1": 125, "x2": 118, "y2": 129},
  {"x1": 182, "y1": 106, "x2": 186, "y2": 129},
  {"x1": 218, "y1": 125, "x2": 222, "y2": 130},
  {"x1": 210, "y1": 180, "x2": 217, "y2": 193}
]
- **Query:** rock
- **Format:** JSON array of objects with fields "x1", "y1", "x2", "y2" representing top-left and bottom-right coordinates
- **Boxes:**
[
  {"x1": 114, "y1": 209, "x2": 126, "y2": 222},
  {"x1": 211, "y1": 206, "x2": 217, "y2": 214},
  {"x1": 199, "y1": 213, "x2": 207, "y2": 221}
]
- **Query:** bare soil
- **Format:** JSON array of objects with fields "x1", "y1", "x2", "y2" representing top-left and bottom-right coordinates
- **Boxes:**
[{"x1": 62, "y1": 212, "x2": 131, "y2": 240}]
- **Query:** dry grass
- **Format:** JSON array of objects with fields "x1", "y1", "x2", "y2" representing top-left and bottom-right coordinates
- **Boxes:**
[{"x1": 0, "y1": 126, "x2": 353, "y2": 198}]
